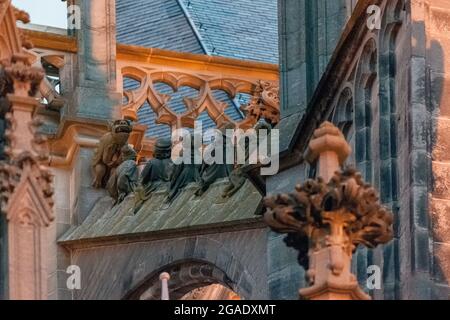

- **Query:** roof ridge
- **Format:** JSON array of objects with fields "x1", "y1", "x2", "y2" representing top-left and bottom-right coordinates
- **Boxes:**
[
  {"x1": 175, "y1": 0, "x2": 244, "y2": 117},
  {"x1": 175, "y1": 0, "x2": 211, "y2": 55}
]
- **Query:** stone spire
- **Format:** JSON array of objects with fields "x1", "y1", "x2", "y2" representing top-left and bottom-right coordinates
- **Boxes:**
[
  {"x1": 263, "y1": 122, "x2": 393, "y2": 300},
  {"x1": 0, "y1": 2, "x2": 54, "y2": 299}
]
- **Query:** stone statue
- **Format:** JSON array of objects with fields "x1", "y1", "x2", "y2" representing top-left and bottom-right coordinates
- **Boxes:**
[
  {"x1": 195, "y1": 122, "x2": 234, "y2": 196},
  {"x1": 222, "y1": 121, "x2": 272, "y2": 198},
  {"x1": 140, "y1": 138, "x2": 173, "y2": 192},
  {"x1": 167, "y1": 133, "x2": 201, "y2": 202},
  {"x1": 106, "y1": 144, "x2": 138, "y2": 204},
  {"x1": 134, "y1": 138, "x2": 173, "y2": 212},
  {"x1": 92, "y1": 119, "x2": 133, "y2": 188}
]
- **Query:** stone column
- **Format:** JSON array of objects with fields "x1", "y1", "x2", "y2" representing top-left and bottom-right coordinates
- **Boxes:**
[
  {"x1": 64, "y1": 0, "x2": 121, "y2": 225},
  {"x1": 278, "y1": 0, "x2": 349, "y2": 118},
  {"x1": 264, "y1": 122, "x2": 394, "y2": 300},
  {"x1": 2, "y1": 54, "x2": 54, "y2": 300},
  {"x1": 69, "y1": 0, "x2": 121, "y2": 120},
  {"x1": 160, "y1": 272, "x2": 170, "y2": 301},
  {"x1": 0, "y1": 3, "x2": 54, "y2": 300}
]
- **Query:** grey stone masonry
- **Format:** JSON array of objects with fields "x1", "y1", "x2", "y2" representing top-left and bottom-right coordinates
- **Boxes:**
[
  {"x1": 68, "y1": 0, "x2": 121, "y2": 120},
  {"x1": 278, "y1": 0, "x2": 350, "y2": 118},
  {"x1": 68, "y1": 229, "x2": 268, "y2": 300}
]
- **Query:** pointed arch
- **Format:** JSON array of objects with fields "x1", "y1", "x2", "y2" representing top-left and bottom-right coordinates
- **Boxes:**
[
  {"x1": 331, "y1": 86, "x2": 354, "y2": 141},
  {"x1": 354, "y1": 37, "x2": 378, "y2": 182}
]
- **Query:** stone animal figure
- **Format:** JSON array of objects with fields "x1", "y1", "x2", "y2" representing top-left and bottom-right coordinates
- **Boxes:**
[
  {"x1": 106, "y1": 144, "x2": 138, "y2": 204},
  {"x1": 92, "y1": 119, "x2": 132, "y2": 188}
]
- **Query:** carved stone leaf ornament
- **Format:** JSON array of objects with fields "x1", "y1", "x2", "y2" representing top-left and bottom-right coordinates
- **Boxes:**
[
  {"x1": 263, "y1": 122, "x2": 394, "y2": 300},
  {"x1": 264, "y1": 167, "x2": 394, "y2": 258}
]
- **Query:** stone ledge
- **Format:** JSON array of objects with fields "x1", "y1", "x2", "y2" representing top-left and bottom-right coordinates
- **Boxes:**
[{"x1": 58, "y1": 179, "x2": 264, "y2": 249}]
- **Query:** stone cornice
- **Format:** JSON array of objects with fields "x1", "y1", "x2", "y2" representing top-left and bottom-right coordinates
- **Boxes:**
[
  {"x1": 19, "y1": 28, "x2": 279, "y2": 80},
  {"x1": 58, "y1": 217, "x2": 265, "y2": 250},
  {"x1": 117, "y1": 44, "x2": 279, "y2": 80},
  {"x1": 20, "y1": 29, "x2": 77, "y2": 53}
]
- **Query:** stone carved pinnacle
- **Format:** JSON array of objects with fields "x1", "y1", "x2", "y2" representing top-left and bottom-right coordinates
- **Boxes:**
[
  {"x1": 263, "y1": 122, "x2": 393, "y2": 300},
  {"x1": 305, "y1": 121, "x2": 352, "y2": 182}
]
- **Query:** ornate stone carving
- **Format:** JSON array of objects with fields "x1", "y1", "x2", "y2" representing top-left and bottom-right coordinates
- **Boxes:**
[
  {"x1": 4, "y1": 54, "x2": 44, "y2": 97},
  {"x1": 222, "y1": 121, "x2": 272, "y2": 198},
  {"x1": 134, "y1": 138, "x2": 173, "y2": 208},
  {"x1": 168, "y1": 134, "x2": 201, "y2": 202},
  {"x1": 121, "y1": 68, "x2": 279, "y2": 131},
  {"x1": 264, "y1": 167, "x2": 393, "y2": 263},
  {"x1": 106, "y1": 144, "x2": 138, "y2": 204},
  {"x1": 0, "y1": 1, "x2": 53, "y2": 299},
  {"x1": 4, "y1": 153, "x2": 53, "y2": 220},
  {"x1": 240, "y1": 80, "x2": 280, "y2": 126},
  {"x1": 140, "y1": 138, "x2": 173, "y2": 192},
  {"x1": 13, "y1": 7, "x2": 33, "y2": 50},
  {"x1": 92, "y1": 119, "x2": 133, "y2": 188},
  {"x1": 0, "y1": 0, "x2": 11, "y2": 22},
  {"x1": 0, "y1": 66, "x2": 12, "y2": 161},
  {"x1": 263, "y1": 122, "x2": 393, "y2": 300},
  {"x1": 195, "y1": 122, "x2": 234, "y2": 196}
]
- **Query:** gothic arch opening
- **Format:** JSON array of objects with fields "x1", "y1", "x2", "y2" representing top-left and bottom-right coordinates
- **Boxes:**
[
  {"x1": 123, "y1": 260, "x2": 242, "y2": 300},
  {"x1": 331, "y1": 87, "x2": 354, "y2": 141},
  {"x1": 355, "y1": 38, "x2": 378, "y2": 183}
]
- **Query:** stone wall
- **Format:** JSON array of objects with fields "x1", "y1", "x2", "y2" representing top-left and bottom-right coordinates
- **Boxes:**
[
  {"x1": 270, "y1": 0, "x2": 450, "y2": 300},
  {"x1": 68, "y1": 229, "x2": 268, "y2": 300},
  {"x1": 266, "y1": 165, "x2": 308, "y2": 299},
  {"x1": 278, "y1": 0, "x2": 350, "y2": 118},
  {"x1": 425, "y1": 0, "x2": 450, "y2": 300}
]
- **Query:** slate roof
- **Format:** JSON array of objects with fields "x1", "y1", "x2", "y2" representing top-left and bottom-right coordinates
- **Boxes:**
[
  {"x1": 116, "y1": 0, "x2": 204, "y2": 54},
  {"x1": 59, "y1": 179, "x2": 263, "y2": 244},
  {"x1": 180, "y1": 0, "x2": 279, "y2": 64},
  {"x1": 124, "y1": 80, "x2": 245, "y2": 138},
  {"x1": 116, "y1": 0, "x2": 279, "y2": 63},
  {"x1": 117, "y1": 0, "x2": 278, "y2": 139}
]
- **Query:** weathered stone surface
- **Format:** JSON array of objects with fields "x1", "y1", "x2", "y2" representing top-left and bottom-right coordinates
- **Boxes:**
[
  {"x1": 68, "y1": 229, "x2": 268, "y2": 300},
  {"x1": 433, "y1": 243, "x2": 450, "y2": 286},
  {"x1": 430, "y1": 199, "x2": 450, "y2": 244},
  {"x1": 60, "y1": 179, "x2": 262, "y2": 242},
  {"x1": 432, "y1": 162, "x2": 450, "y2": 199}
]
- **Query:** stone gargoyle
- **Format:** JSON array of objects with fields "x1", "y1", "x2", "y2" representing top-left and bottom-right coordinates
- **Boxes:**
[
  {"x1": 106, "y1": 144, "x2": 138, "y2": 204},
  {"x1": 92, "y1": 119, "x2": 133, "y2": 188}
]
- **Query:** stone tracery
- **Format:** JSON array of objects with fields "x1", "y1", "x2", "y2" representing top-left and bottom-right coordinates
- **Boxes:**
[{"x1": 121, "y1": 66, "x2": 280, "y2": 130}]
